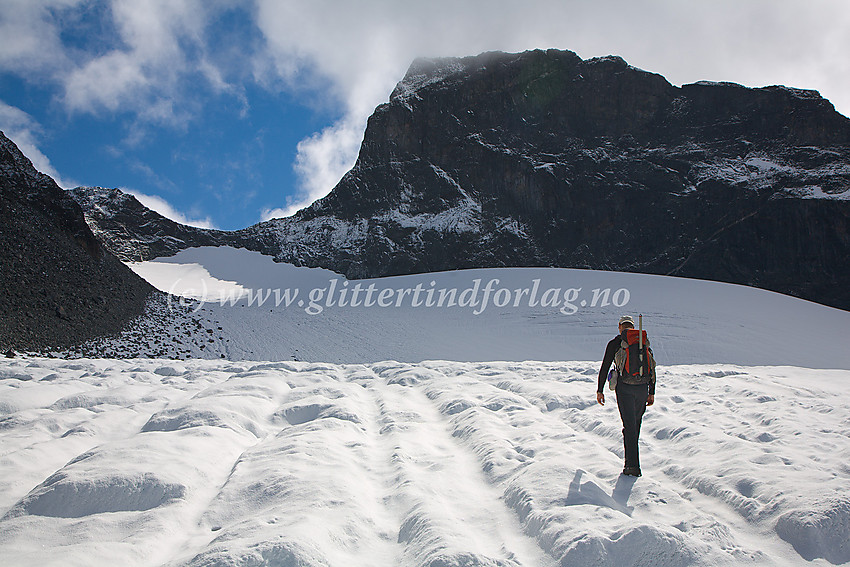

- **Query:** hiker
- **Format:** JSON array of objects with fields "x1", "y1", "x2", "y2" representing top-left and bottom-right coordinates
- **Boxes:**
[{"x1": 596, "y1": 315, "x2": 656, "y2": 477}]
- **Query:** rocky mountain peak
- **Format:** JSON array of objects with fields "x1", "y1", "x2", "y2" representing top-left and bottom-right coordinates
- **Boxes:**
[
  {"x1": 69, "y1": 50, "x2": 850, "y2": 310},
  {"x1": 0, "y1": 133, "x2": 50, "y2": 186},
  {"x1": 1, "y1": 132, "x2": 154, "y2": 351},
  {"x1": 1, "y1": 132, "x2": 102, "y2": 259}
]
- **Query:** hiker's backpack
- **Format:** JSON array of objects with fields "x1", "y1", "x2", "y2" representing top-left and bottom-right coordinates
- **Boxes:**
[{"x1": 613, "y1": 329, "x2": 656, "y2": 387}]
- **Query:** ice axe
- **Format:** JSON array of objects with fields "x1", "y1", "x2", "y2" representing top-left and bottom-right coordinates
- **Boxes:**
[{"x1": 639, "y1": 314, "x2": 644, "y2": 377}]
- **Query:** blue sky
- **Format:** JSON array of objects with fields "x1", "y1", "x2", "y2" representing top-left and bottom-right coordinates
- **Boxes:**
[{"x1": 2, "y1": 1, "x2": 849, "y2": 231}]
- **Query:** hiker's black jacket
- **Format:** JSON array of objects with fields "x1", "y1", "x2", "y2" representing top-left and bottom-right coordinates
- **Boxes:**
[{"x1": 597, "y1": 333, "x2": 656, "y2": 395}]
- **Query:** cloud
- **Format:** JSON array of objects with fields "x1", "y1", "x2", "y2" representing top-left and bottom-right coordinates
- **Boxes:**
[
  {"x1": 0, "y1": 0, "x2": 241, "y2": 130},
  {"x1": 4, "y1": 0, "x2": 850, "y2": 220},
  {"x1": 259, "y1": 206, "x2": 288, "y2": 222},
  {"x1": 257, "y1": 115, "x2": 366, "y2": 220},
  {"x1": 125, "y1": 189, "x2": 218, "y2": 229},
  {"x1": 0, "y1": 0, "x2": 79, "y2": 77},
  {"x1": 250, "y1": 0, "x2": 850, "y2": 211},
  {"x1": 0, "y1": 100, "x2": 76, "y2": 188},
  {"x1": 60, "y1": 0, "x2": 215, "y2": 124}
]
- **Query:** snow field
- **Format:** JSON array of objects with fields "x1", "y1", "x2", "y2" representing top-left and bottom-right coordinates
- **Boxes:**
[
  {"x1": 115, "y1": 247, "x2": 850, "y2": 369},
  {"x1": 1, "y1": 358, "x2": 849, "y2": 566}
]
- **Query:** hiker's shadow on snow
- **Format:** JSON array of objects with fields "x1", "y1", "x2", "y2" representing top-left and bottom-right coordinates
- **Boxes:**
[
  {"x1": 612, "y1": 474, "x2": 637, "y2": 510},
  {"x1": 561, "y1": 470, "x2": 634, "y2": 516}
]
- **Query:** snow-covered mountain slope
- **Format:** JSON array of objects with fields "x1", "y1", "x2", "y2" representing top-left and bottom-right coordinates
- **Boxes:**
[
  {"x1": 1, "y1": 357, "x2": 848, "y2": 566},
  {"x1": 98, "y1": 246, "x2": 850, "y2": 369}
]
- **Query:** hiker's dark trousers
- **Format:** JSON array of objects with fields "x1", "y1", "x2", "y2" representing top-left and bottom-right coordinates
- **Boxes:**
[{"x1": 616, "y1": 383, "x2": 649, "y2": 469}]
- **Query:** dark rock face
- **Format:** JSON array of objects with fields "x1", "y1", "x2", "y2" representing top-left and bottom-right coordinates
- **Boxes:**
[
  {"x1": 70, "y1": 187, "x2": 261, "y2": 261},
  {"x1": 72, "y1": 50, "x2": 850, "y2": 310},
  {"x1": 267, "y1": 49, "x2": 850, "y2": 309},
  {"x1": 0, "y1": 132, "x2": 154, "y2": 352}
]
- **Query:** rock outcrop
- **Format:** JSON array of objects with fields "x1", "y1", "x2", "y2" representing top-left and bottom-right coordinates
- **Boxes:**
[{"x1": 0, "y1": 132, "x2": 154, "y2": 351}]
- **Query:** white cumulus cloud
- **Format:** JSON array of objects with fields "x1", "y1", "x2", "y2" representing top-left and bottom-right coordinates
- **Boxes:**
[
  {"x1": 125, "y1": 189, "x2": 218, "y2": 229},
  {"x1": 0, "y1": 0, "x2": 79, "y2": 77},
  {"x1": 60, "y1": 0, "x2": 222, "y2": 126},
  {"x1": 0, "y1": 0, "x2": 235, "y2": 127}
]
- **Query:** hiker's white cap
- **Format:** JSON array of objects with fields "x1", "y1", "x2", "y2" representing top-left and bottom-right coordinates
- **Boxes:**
[{"x1": 618, "y1": 315, "x2": 635, "y2": 326}]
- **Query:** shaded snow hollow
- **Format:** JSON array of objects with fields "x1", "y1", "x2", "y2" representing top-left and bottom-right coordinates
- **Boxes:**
[{"x1": 1, "y1": 358, "x2": 849, "y2": 566}]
